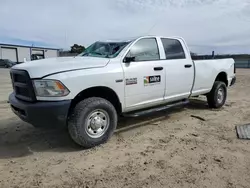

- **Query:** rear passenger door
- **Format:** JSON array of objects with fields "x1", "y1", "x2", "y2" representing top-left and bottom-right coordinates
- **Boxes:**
[
  {"x1": 160, "y1": 38, "x2": 194, "y2": 101},
  {"x1": 122, "y1": 38, "x2": 166, "y2": 111}
]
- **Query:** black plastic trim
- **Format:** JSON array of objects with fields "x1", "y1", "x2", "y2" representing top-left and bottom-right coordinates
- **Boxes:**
[
  {"x1": 9, "y1": 93, "x2": 71, "y2": 127},
  {"x1": 230, "y1": 76, "x2": 236, "y2": 86},
  {"x1": 10, "y1": 69, "x2": 36, "y2": 102}
]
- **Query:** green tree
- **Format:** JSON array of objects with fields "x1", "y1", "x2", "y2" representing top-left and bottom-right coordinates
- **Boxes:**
[
  {"x1": 70, "y1": 44, "x2": 85, "y2": 54},
  {"x1": 190, "y1": 52, "x2": 197, "y2": 56}
]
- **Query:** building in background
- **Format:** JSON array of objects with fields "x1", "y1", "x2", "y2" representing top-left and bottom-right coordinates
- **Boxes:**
[{"x1": 0, "y1": 43, "x2": 60, "y2": 63}]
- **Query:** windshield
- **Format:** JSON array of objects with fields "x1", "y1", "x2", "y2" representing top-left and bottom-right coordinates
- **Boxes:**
[{"x1": 79, "y1": 41, "x2": 131, "y2": 58}]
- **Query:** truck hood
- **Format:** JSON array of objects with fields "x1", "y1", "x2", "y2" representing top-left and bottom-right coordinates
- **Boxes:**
[{"x1": 12, "y1": 56, "x2": 110, "y2": 78}]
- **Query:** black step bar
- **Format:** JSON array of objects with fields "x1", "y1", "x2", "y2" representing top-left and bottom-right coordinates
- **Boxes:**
[{"x1": 123, "y1": 99, "x2": 189, "y2": 117}]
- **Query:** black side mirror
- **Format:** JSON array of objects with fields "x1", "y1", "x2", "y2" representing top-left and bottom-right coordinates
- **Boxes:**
[{"x1": 123, "y1": 56, "x2": 135, "y2": 63}]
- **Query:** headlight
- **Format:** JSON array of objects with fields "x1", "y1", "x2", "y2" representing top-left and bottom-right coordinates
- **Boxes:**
[{"x1": 32, "y1": 80, "x2": 70, "y2": 97}]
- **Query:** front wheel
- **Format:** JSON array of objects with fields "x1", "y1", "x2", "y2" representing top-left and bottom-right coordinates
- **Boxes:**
[
  {"x1": 207, "y1": 81, "x2": 227, "y2": 108},
  {"x1": 68, "y1": 97, "x2": 117, "y2": 148}
]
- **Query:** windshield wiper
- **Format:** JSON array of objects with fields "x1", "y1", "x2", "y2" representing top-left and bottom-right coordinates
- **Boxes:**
[
  {"x1": 82, "y1": 52, "x2": 104, "y2": 56},
  {"x1": 82, "y1": 52, "x2": 90, "y2": 56},
  {"x1": 82, "y1": 52, "x2": 110, "y2": 58}
]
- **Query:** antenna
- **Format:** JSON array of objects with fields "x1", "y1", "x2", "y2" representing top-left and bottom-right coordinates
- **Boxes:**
[
  {"x1": 146, "y1": 22, "x2": 158, "y2": 35},
  {"x1": 145, "y1": 15, "x2": 162, "y2": 35}
]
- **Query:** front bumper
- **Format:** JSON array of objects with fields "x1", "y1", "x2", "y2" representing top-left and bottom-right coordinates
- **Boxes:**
[{"x1": 9, "y1": 93, "x2": 71, "y2": 127}]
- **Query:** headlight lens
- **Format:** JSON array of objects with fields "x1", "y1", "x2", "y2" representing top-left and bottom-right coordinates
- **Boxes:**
[{"x1": 32, "y1": 80, "x2": 70, "y2": 97}]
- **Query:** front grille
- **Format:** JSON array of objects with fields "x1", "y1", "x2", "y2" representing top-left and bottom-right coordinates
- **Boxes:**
[{"x1": 10, "y1": 69, "x2": 36, "y2": 102}]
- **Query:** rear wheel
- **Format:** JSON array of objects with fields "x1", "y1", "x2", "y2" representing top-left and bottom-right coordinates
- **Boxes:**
[
  {"x1": 207, "y1": 81, "x2": 227, "y2": 108},
  {"x1": 68, "y1": 97, "x2": 117, "y2": 148}
]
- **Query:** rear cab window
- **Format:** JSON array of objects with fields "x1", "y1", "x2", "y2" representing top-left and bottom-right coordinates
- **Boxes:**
[{"x1": 161, "y1": 38, "x2": 186, "y2": 60}]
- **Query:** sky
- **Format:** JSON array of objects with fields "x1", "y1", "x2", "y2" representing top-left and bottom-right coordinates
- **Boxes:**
[{"x1": 0, "y1": 0, "x2": 249, "y2": 54}]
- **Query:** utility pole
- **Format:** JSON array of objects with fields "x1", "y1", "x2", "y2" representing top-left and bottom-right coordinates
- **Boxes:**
[{"x1": 212, "y1": 51, "x2": 215, "y2": 59}]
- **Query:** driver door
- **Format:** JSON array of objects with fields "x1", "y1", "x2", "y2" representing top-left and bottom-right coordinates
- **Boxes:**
[{"x1": 122, "y1": 37, "x2": 166, "y2": 112}]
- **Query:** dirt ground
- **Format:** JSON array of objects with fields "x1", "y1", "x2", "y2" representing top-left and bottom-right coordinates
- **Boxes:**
[{"x1": 0, "y1": 68, "x2": 249, "y2": 188}]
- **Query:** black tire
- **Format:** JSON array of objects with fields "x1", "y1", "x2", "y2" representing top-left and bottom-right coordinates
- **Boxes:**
[
  {"x1": 207, "y1": 81, "x2": 227, "y2": 108},
  {"x1": 68, "y1": 97, "x2": 117, "y2": 148}
]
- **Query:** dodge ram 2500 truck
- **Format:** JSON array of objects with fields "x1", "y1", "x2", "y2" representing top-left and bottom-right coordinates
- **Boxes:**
[{"x1": 9, "y1": 35, "x2": 236, "y2": 148}]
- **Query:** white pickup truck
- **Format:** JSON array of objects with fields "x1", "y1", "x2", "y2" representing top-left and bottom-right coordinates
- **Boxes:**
[{"x1": 9, "y1": 35, "x2": 236, "y2": 148}]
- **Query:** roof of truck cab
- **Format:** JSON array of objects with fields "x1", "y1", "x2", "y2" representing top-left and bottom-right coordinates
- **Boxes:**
[
  {"x1": 98, "y1": 35, "x2": 185, "y2": 44},
  {"x1": 102, "y1": 36, "x2": 140, "y2": 43}
]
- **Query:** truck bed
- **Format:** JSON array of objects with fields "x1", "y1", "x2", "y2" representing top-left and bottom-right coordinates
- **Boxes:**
[{"x1": 191, "y1": 58, "x2": 235, "y2": 96}]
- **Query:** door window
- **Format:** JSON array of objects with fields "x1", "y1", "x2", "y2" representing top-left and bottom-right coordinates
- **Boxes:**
[
  {"x1": 127, "y1": 38, "x2": 160, "y2": 61},
  {"x1": 161, "y1": 38, "x2": 186, "y2": 60}
]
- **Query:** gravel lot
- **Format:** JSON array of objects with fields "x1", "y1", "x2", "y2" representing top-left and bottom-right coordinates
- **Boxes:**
[{"x1": 0, "y1": 68, "x2": 249, "y2": 188}]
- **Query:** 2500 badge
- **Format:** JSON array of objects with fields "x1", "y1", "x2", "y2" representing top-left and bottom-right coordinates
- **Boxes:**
[{"x1": 144, "y1": 75, "x2": 161, "y2": 86}]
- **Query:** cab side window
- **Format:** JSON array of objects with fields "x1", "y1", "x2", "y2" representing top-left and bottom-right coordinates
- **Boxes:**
[
  {"x1": 161, "y1": 38, "x2": 186, "y2": 60},
  {"x1": 128, "y1": 38, "x2": 160, "y2": 61}
]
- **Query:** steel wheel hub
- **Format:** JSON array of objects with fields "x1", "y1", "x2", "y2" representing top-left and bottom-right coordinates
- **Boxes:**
[
  {"x1": 217, "y1": 88, "x2": 224, "y2": 104},
  {"x1": 85, "y1": 109, "x2": 109, "y2": 138}
]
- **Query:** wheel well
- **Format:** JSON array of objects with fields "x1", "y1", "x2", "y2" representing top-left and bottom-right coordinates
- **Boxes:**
[
  {"x1": 215, "y1": 72, "x2": 228, "y2": 87},
  {"x1": 69, "y1": 86, "x2": 122, "y2": 115}
]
